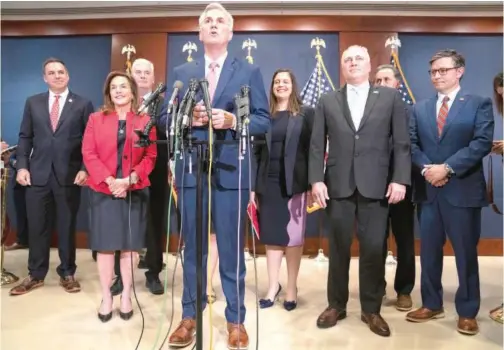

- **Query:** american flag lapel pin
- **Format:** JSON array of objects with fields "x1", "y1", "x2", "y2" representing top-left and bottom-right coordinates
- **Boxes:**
[
  {"x1": 68, "y1": 98, "x2": 73, "y2": 103},
  {"x1": 459, "y1": 97, "x2": 464, "y2": 101},
  {"x1": 373, "y1": 90, "x2": 379, "y2": 94}
]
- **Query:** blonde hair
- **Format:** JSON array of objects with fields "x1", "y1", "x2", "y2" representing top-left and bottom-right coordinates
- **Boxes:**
[{"x1": 199, "y1": 2, "x2": 234, "y2": 31}]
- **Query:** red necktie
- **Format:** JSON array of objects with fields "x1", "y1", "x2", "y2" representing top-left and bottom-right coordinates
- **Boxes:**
[
  {"x1": 437, "y1": 96, "x2": 450, "y2": 136},
  {"x1": 207, "y1": 62, "x2": 219, "y2": 102},
  {"x1": 50, "y1": 95, "x2": 60, "y2": 131}
]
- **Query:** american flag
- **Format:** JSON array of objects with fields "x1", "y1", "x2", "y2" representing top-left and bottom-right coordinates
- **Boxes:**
[
  {"x1": 300, "y1": 59, "x2": 334, "y2": 166},
  {"x1": 391, "y1": 51, "x2": 416, "y2": 105},
  {"x1": 300, "y1": 61, "x2": 333, "y2": 108}
]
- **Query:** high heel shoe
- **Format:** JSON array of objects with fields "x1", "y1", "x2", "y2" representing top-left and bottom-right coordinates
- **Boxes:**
[
  {"x1": 283, "y1": 288, "x2": 298, "y2": 311},
  {"x1": 259, "y1": 284, "x2": 282, "y2": 309},
  {"x1": 97, "y1": 299, "x2": 113, "y2": 323},
  {"x1": 119, "y1": 297, "x2": 133, "y2": 321}
]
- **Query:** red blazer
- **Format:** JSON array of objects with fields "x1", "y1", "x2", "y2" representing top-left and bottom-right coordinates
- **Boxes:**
[{"x1": 82, "y1": 111, "x2": 157, "y2": 195}]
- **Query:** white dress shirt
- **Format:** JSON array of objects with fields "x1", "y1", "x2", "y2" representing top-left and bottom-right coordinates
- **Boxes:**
[
  {"x1": 346, "y1": 81, "x2": 370, "y2": 130},
  {"x1": 436, "y1": 85, "x2": 460, "y2": 117},
  {"x1": 48, "y1": 88, "x2": 69, "y2": 121},
  {"x1": 204, "y1": 51, "x2": 228, "y2": 84}
]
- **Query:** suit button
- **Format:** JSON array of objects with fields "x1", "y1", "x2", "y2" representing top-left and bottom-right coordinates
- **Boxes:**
[{"x1": 355, "y1": 135, "x2": 359, "y2": 140}]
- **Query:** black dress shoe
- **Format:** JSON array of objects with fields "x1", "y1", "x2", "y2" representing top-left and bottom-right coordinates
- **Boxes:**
[
  {"x1": 98, "y1": 299, "x2": 112, "y2": 323},
  {"x1": 119, "y1": 297, "x2": 133, "y2": 321},
  {"x1": 110, "y1": 277, "x2": 123, "y2": 296},
  {"x1": 146, "y1": 277, "x2": 164, "y2": 295}
]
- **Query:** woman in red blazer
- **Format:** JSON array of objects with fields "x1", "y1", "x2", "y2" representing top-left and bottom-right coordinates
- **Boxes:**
[{"x1": 82, "y1": 71, "x2": 157, "y2": 322}]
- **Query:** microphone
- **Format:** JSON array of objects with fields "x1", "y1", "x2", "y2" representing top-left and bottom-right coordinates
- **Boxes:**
[
  {"x1": 181, "y1": 78, "x2": 200, "y2": 129},
  {"x1": 167, "y1": 80, "x2": 184, "y2": 116},
  {"x1": 199, "y1": 79, "x2": 213, "y2": 120},
  {"x1": 137, "y1": 82, "x2": 167, "y2": 114},
  {"x1": 240, "y1": 85, "x2": 250, "y2": 156}
]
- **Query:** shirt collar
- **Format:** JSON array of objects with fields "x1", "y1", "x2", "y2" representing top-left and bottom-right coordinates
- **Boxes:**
[
  {"x1": 204, "y1": 51, "x2": 228, "y2": 69},
  {"x1": 347, "y1": 80, "x2": 370, "y2": 92},
  {"x1": 437, "y1": 85, "x2": 460, "y2": 102},
  {"x1": 49, "y1": 88, "x2": 69, "y2": 100}
]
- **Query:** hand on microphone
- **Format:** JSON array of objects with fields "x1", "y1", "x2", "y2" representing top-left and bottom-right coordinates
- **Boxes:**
[
  {"x1": 192, "y1": 102, "x2": 209, "y2": 126},
  {"x1": 212, "y1": 109, "x2": 236, "y2": 129}
]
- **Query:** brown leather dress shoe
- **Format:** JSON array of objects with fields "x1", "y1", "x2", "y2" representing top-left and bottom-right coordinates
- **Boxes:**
[
  {"x1": 60, "y1": 276, "x2": 81, "y2": 293},
  {"x1": 316, "y1": 307, "x2": 347, "y2": 329},
  {"x1": 361, "y1": 313, "x2": 390, "y2": 337},
  {"x1": 168, "y1": 318, "x2": 196, "y2": 348},
  {"x1": 9, "y1": 276, "x2": 44, "y2": 296},
  {"x1": 457, "y1": 317, "x2": 479, "y2": 335},
  {"x1": 227, "y1": 323, "x2": 249, "y2": 350},
  {"x1": 406, "y1": 307, "x2": 444, "y2": 322},
  {"x1": 395, "y1": 294, "x2": 413, "y2": 312}
]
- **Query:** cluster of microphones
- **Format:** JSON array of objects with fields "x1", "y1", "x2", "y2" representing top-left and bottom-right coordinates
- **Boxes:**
[{"x1": 134, "y1": 79, "x2": 251, "y2": 163}]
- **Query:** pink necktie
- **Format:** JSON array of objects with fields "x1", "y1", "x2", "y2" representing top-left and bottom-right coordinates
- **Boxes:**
[
  {"x1": 207, "y1": 62, "x2": 219, "y2": 102},
  {"x1": 50, "y1": 95, "x2": 60, "y2": 131}
]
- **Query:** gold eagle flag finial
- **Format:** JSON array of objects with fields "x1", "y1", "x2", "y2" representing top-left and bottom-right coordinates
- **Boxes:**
[
  {"x1": 182, "y1": 41, "x2": 198, "y2": 62},
  {"x1": 385, "y1": 36, "x2": 401, "y2": 54},
  {"x1": 242, "y1": 38, "x2": 257, "y2": 64},
  {"x1": 121, "y1": 44, "x2": 136, "y2": 75}
]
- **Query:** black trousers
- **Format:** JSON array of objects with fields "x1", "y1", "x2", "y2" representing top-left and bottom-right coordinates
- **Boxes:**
[
  {"x1": 145, "y1": 166, "x2": 168, "y2": 280},
  {"x1": 26, "y1": 171, "x2": 81, "y2": 280},
  {"x1": 382, "y1": 198, "x2": 416, "y2": 296},
  {"x1": 327, "y1": 190, "x2": 389, "y2": 314},
  {"x1": 13, "y1": 183, "x2": 29, "y2": 245}
]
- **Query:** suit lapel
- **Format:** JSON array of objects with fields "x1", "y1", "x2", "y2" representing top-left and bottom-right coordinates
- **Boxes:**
[
  {"x1": 336, "y1": 86, "x2": 356, "y2": 132},
  {"x1": 424, "y1": 96, "x2": 438, "y2": 141},
  {"x1": 439, "y1": 91, "x2": 467, "y2": 142},
  {"x1": 285, "y1": 112, "x2": 303, "y2": 152},
  {"x1": 358, "y1": 87, "x2": 380, "y2": 130},
  {"x1": 212, "y1": 56, "x2": 236, "y2": 106},
  {"x1": 41, "y1": 92, "x2": 52, "y2": 131},
  {"x1": 54, "y1": 92, "x2": 75, "y2": 132}
]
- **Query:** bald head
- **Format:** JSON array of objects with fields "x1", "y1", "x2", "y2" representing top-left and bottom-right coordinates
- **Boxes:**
[{"x1": 341, "y1": 45, "x2": 371, "y2": 85}]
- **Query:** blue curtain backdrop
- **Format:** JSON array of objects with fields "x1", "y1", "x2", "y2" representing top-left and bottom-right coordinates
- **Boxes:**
[
  {"x1": 1, "y1": 35, "x2": 112, "y2": 232},
  {"x1": 166, "y1": 32, "x2": 340, "y2": 238},
  {"x1": 398, "y1": 34, "x2": 503, "y2": 238}
]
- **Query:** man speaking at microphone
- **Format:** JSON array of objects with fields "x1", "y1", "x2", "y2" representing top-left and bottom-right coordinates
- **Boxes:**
[{"x1": 159, "y1": 3, "x2": 270, "y2": 349}]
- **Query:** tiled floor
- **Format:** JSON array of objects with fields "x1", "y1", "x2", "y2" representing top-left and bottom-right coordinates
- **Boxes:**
[{"x1": 1, "y1": 249, "x2": 503, "y2": 350}]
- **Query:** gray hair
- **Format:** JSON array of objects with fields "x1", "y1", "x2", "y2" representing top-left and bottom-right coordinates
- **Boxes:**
[
  {"x1": 131, "y1": 58, "x2": 154, "y2": 74},
  {"x1": 199, "y1": 2, "x2": 234, "y2": 31}
]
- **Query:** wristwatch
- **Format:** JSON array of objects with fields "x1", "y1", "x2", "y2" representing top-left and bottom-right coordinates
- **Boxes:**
[{"x1": 444, "y1": 163, "x2": 455, "y2": 176}]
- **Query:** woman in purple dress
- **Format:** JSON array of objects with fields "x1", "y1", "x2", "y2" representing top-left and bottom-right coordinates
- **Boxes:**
[{"x1": 251, "y1": 68, "x2": 314, "y2": 311}]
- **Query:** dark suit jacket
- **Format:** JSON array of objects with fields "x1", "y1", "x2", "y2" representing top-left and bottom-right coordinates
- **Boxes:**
[
  {"x1": 309, "y1": 85, "x2": 411, "y2": 200},
  {"x1": 148, "y1": 95, "x2": 167, "y2": 179},
  {"x1": 410, "y1": 90, "x2": 494, "y2": 207},
  {"x1": 17, "y1": 91, "x2": 94, "y2": 186},
  {"x1": 159, "y1": 55, "x2": 270, "y2": 190},
  {"x1": 253, "y1": 106, "x2": 315, "y2": 196},
  {"x1": 82, "y1": 111, "x2": 157, "y2": 195}
]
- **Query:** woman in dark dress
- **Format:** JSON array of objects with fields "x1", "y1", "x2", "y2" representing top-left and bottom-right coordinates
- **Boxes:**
[
  {"x1": 251, "y1": 68, "x2": 315, "y2": 311},
  {"x1": 82, "y1": 71, "x2": 157, "y2": 322}
]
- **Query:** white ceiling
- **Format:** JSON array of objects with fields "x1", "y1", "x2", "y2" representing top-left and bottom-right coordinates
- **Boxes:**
[{"x1": 1, "y1": 1, "x2": 503, "y2": 20}]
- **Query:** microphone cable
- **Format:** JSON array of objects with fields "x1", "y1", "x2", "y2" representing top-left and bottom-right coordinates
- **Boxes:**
[{"x1": 206, "y1": 108, "x2": 215, "y2": 349}]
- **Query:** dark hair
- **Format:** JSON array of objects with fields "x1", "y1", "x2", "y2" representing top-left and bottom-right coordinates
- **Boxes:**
[
  {"x1": 100, "y1": 71, "x2": 140, "y2": 115},
  {"x1": 494, "y1": 72, "x2": 503, "y2": 116},
  {"x1": 42, "y1": 57, "x2": 67, "y2": 74},
  {"x1": 375, "y1": 64, "x2": 401, "y2": 81},
  {"x1": 429, "y1": 49, "x2": 466, "y2": 68},
  {"x1": 269, "y1": 68, "x2": 302, "y2": 116}
]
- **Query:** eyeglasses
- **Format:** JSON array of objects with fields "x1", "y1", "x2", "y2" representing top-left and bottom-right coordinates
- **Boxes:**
[{"x1": 428, "y1": 67, "x2": 459, "y2": 77}]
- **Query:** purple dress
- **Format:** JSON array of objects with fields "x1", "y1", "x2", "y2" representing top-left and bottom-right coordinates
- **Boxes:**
[{"x1": 258, "y1": 111, "x2": 307, "y2": 247}]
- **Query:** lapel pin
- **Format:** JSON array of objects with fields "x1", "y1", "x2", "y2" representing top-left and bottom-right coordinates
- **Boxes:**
[
  {"x1": 459, "y1": 97, "x2": 464, "y2": 101},
  {"x1": 68, "y1": 98, "x2": 73, "y2": 103},
  {"x1": 373, "y1": 90, "x2": 379, "y2": 94}
]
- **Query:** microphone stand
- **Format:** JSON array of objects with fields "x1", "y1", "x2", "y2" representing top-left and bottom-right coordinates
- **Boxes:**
[{"x1": 172, "y1": 94, "x2": 263, "y2": 350}]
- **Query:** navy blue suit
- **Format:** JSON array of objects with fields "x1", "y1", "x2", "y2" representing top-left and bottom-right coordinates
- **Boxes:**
[
  {"x1": 8, "y1": 153, "x2": 29, "y2": 246},
  {"x1": 159, "y1": 56, "x2": 270, "y2": 323},
  {"x1": 410, "y1": 90, "x2": 494, "y2": 318}
]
